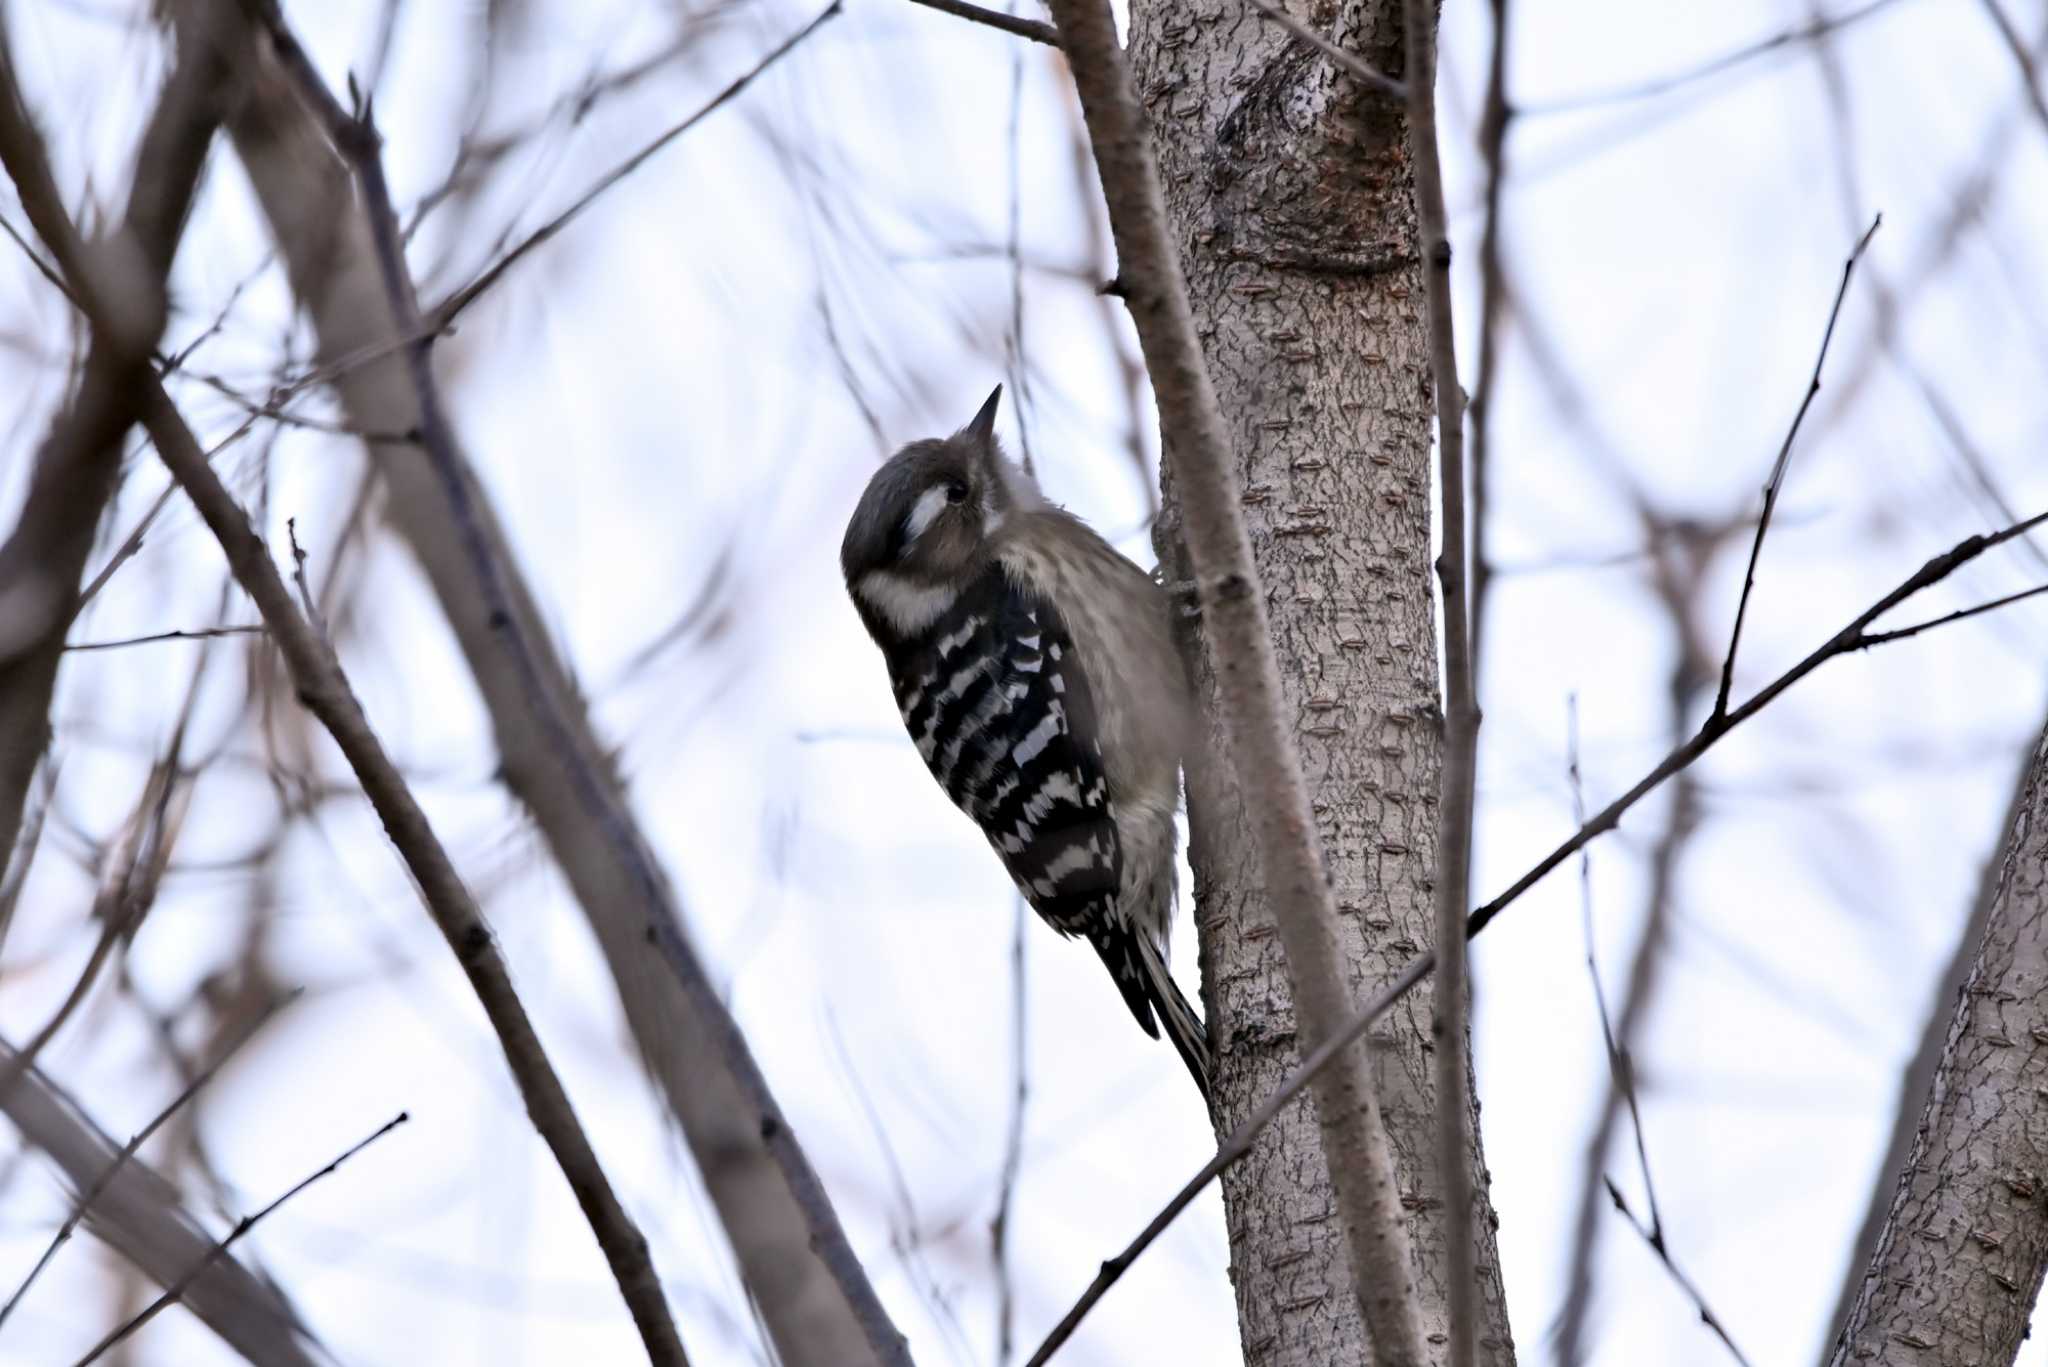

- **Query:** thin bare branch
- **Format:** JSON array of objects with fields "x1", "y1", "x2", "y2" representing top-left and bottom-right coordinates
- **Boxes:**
[
  {"x1": 1468, "y1": 0, "x2": 1512, "y2": 689},
  {"x1": 1518, "y1": 0, "x2": 1909, "y2": 117},
  {"x1": 1602, "y1": 1178, "x2": 1753, "y2": 1367},
  {"x1": 432, "y1": 3, "x2": 842, "y2": 327},
  {"x1": 904, "y1": 0, "x2": 1060, "y2": 45},
  {"x1": 0, "y1": 992, "x2": 294, "y2": 1331},
  {"x1": 1711, "y1": 214, "x2": 1881, "y2": 720},
  {"x1": 1246, "y1": 0, "x2": 1405, "y2": 99},
  {"x1": 62, "y1": 626, "x2": 265, "y2": 652},
  {"x1": 0, "y1": 1038, "x2": 320, "y2": 1365},
  {"x1": 1401, "y1": 0, "x2": 1479, "y2": 1355},
  {"x1": 1849, "y1": 581, "x2": 2048, "y2": 648},
  {"x1": 71, "y1": 1112, "x2": 409, "y2": 1367},
  {"x1": 992, "y1": 894, "x2": 1030, "y2": 1365},
  {"x1": 1977, "y1": 0, "x2": 2048, "y2": 133}
]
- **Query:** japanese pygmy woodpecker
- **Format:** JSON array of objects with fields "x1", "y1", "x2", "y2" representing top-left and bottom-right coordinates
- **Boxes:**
[{"x1": 840, "y1": 387, "x2": 1211, "y2": 1102}]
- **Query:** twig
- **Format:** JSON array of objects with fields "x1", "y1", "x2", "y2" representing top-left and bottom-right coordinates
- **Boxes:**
[
  {"x1": 1566, "y1": 695, "x2": 1666, "y2": 1282},
  {"x1": 1025, "y1": 505, "x2": 2048, "y2": 1360},
  {"x1": 0, "y1": 991, "x2": 294, "y2": 1331},
  {"x1": 1977, "y1": 0, "x2": 2048, "y2": 132},
  {"x1": 1603, "y1": 1178, "x2": 1753, "y2": 1367},
  {"x1": 431, "y1": 3, "x2": 842, "y2": 327},
  {"x1": 1004, "y1": 41, "x2": 1035, "y2": 477},
  {"x1": 992, "y1": 894, "x2": 1030, "y2": 1364},
  {"x1": 1555, "y1": 515, "x2": 1707, "y2": 1363},
  {"x1": 1711, "y1": 214, "x2": 1881, "y2": 719},
  {"x1": 70, "y1": 1112, "x2": 409, "y2": 1367},
  {"x1": 0, "y1": 756, "x2": 181, "y2": 1108},
  {"x1": 243, "y1": 5, "x2": 898, "y2": 1359},
  {"x1": 1401, "y1": 0, "x2": 1479, "y2": 1355},
  {"x1": 0, "y1": 1037, "x2": 319, "y2": 1365},
  {"x1": 1246, "y1": 0, "x2": 1405, "y2": 99},
  {"x1": 1467, "y1": 0, "x2": 1513, "y2": 689},
  {"x1": 285, "y1": 516, "x2": 329, "y2": 640},
  {"x1": 63, "y1": 626, "x2": 266, "y2": 652},
  {"x1": 1849, "y1": 580, "x2": 2048, "y2": 648},
  {"x1": 1517, "y1": 0, "x2": 1908, "y2": 117},
  {"x1": 1039, "y1": 1, "x2": 1426, "y2": 1362},
  {"x1": 902, "y1": 0, "x2": 1060, "y2": 46}
]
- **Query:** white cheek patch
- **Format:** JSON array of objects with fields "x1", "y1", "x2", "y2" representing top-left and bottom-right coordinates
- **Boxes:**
[
  {"x1": 856, "y1": 569, "x2": 958, "y2": 636},
  {"x1": 901, "y1": 484, "x2": 953, "y2": 549}
]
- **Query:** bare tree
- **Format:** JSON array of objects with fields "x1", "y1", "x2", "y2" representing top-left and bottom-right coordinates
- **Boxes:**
[
  {"x1": 1123, "y1": 3, "x2": 1513, "y2": 1361},
  {"x1": 1, "y1": 1, "x2": 2046, "y2": 1365}
]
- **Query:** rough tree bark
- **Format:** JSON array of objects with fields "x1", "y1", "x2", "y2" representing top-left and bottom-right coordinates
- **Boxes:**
[
  {"x1": 1827, "y1": 717, "x2": 2048, "y2": 1365},
  {"x1": 1128, "y1": 3, "x2": 1515, "y2": 1362}
]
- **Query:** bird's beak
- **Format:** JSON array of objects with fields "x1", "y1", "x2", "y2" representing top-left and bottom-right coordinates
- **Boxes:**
[{"x1": 964, "y1": 384, "x2": 1003, "y2": 444}]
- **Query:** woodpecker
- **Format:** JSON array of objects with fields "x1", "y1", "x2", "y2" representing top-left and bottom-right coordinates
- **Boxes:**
[{"x1": 841, "y1": 387, "x2": 1210, "y2": 1102}]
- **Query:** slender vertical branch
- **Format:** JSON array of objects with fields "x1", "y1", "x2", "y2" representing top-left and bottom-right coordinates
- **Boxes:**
[
  {"x1": 992, "y1": 894, "x2": 1030, "y2": 1364},
  {"x1": 1041, "y1": 0, "x2": 1426, "y2": 1359},
  {"x1": 1467, "y1": 0, "x2": 1513, "y2": 689},
  {"x1": 1401, "y1": 0, "x2": 1479, "y2": 1355},
  {"x1": 1711, "y1": 214, "x2": 1881, "y2": 720}
]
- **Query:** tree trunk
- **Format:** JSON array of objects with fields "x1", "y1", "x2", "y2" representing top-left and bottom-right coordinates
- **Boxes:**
[
  {"x1": 1827, "y1": 718, "x2": 2048, "y2": 1365},
  {"x1": 1130, "y1": 4, "x2": 1515, "y2": 1362}
]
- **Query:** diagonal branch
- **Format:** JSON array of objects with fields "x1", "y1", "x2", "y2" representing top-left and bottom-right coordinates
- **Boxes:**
[
  {"x1": 71, "y1": 1112, "x2": 409, "y2": 1367},
  {"x1": 0, "y1": 993, "x2": 292, "y2": 1332},
  {"x1": 0, "y1": 0, "x2": 227, "y2": 880},
  {"x1": 1246, "y1": 0, "x2": 1405, "y2": 98},
  {"x1": 0, "y1": 1038, "x2": 320, "y2": 1366},
  {"x1": 1028, "y1": 503, "x2": 2048, "y2": 1358},
  {"x1": 1039, "y1": 0, "x2": 1427, "y2": 1362},
  {"x1": 433, "y1": 2, "x2": 841, "y2": 327},
  {"x1": 216, "y1": 5, "x2": 907, "y2": 1360},
  {"x1": 902, "y1": 0, "x2": 1060, "y2": 46},
  {"x1": 0, "y1": 61, "x2": 690, "y2": 1358},
  {"x1": 1711, "y1": 214, "x2": 1880, "y2": 720}
]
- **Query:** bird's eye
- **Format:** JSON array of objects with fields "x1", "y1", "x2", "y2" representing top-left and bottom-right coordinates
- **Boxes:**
[{"x1": 945, "y1": 480, "x2": 969, "y2": 505}]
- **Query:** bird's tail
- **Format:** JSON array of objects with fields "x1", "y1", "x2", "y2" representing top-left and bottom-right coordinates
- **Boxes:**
[{"x1": 1136, "y1": 933, "x2": 1212, "y2": 1106}]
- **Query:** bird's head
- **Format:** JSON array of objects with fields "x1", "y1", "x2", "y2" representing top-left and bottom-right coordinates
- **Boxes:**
[{"x1": 841, "y1": 387, "x2": 1038, "y2": 608}]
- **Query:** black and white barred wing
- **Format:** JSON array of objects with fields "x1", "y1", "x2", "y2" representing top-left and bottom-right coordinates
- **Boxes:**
[{"x1": 883, "y1": 566, "x2": 1122, "y2": 939}]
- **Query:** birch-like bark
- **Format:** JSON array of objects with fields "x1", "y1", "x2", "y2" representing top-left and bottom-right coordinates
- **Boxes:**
[
  {"x1": 1125, "y1": 2, "x2": 1515, "y2": 1361},
  {"x1": 1826, "y1": 718, "x2": 2048, "y2": 1364},
  {"x1": 189, "y1": 13, "x2": 903, "y2": 1363}
]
